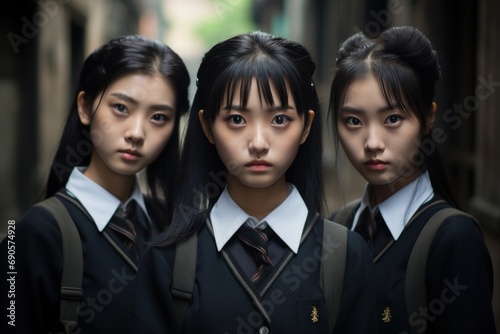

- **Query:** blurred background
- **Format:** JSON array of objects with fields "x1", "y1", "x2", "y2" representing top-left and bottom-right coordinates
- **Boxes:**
[{"x1": 1, "y1": 0, "x2": 499, "y2": 326}]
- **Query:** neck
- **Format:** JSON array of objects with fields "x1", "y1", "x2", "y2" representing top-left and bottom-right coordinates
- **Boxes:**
[
  {"x1": 227, "y1": 176, "x2": 289, "y2": 221},
  {"x1": 84, "y1": 156, "x2": 136, "y2": 203}
]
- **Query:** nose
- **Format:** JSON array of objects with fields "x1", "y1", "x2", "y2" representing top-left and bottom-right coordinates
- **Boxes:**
[
  {"x1": 364, "y1": 125, "x2": 385, "y2": 152},
  {"x1": 125, "y1": 115, "x2": 145, "y2": 144},
  {"x1": 248, "y1": 124, "x2": 269, "y2": 154}
]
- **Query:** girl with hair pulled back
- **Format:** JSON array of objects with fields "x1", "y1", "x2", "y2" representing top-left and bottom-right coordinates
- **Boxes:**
[
  {"x1": 329, "y1": 26, "x2": 496, "y2": 333},
  {"x1": 0, "y1": 35, "x2": 190, "y2": 333},
  {"x1": 128, "y1": 31, "x2": 376, "y2": 334}
]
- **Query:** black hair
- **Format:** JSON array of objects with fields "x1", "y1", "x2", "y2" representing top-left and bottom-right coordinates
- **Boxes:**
[
  {"x1": 44, "y1": 35, "x2": 190, "y2": 226},
  {"x1": 329, "y1": 26, "x2": 458, "y2": 208},
  {"x1": 157, "y1": 31, "x2": 323, "y2": 245}
]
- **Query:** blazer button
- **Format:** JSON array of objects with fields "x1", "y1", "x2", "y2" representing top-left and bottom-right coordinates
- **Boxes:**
[{"x1": 259, "y1": 326, "x2": 269, "y2": 334}]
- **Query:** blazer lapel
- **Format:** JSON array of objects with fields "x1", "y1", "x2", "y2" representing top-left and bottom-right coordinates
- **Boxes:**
[
  {"x1": 102, "y1": 231, "x2": 138, "y2": 272},
  {"x1": 259, "y1": 213, "x2": 319, "y2": 296},
  {"x1": 57, "y1": 190, "x2": 139, "y2": 272},
  {"x1": 373, "y1": 199, "x2": 447, "y2": 263}
]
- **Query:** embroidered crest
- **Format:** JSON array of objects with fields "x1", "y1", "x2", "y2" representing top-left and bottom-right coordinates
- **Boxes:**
[
  {"x1": 311, "y1": 306, "x2": 319, "y2": 323},
  {"x1": 382, "y1": 306, "x2": 392, "y2": 323}
]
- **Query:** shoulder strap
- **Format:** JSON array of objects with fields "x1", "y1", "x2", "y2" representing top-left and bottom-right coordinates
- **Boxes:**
[
  {"x1": 35, "y1": 196, "x2": 83, "y2": 334},
  {"x1": 405, "y1": 208, "x2": 478, "y2": 334},
  {"x1": 331, "y1": 200, "x2": 360, "y2": 226},
  {"x1": 171, "y1": 232, "x2": 197, "y2": 328},
  {"x1": 320, "y1": 219, "x2": 348, "y2": 333}
]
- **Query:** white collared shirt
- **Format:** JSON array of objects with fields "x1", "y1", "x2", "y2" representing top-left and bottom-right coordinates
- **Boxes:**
[
  {"x1": 65, "y1": 167, "x2": 150, "y2": 232},
  {"x1": 352, "y1": 171, "x2": 434, "y2": 241},
  {"x1": 210, "y1": 184, "x2": 309, "y2": 254}
]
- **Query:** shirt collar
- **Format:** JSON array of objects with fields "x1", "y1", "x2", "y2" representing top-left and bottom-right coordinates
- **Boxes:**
[
  {"x1": 210, "y1": 184, "x2": 308, "y2": 253},
  {"x1": 352, "y1": 171, "x2": 434, "y2": 240},
  {"x1": 65, "y1": 167, "x2": 150, "y2": 232}
]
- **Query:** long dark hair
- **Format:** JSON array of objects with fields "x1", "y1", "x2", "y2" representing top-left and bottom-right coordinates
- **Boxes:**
[
  {"x1": 44, "y1": 35, "x2": 190, "y2": 225},
  {"x1": 157, "y1": 31, "x2": 324, "y2": 246},
  {"x1": 329, "y1": 26, "x2": 458, "y2": 208}
]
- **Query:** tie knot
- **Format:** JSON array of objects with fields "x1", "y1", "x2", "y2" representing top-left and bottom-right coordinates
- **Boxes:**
[
  {"x1": 117, "y1": 200, "x2": 136, "y2": 219},
  {"x1": 355, "y1": 207, "x2": 380, "y2": 241},
  {"x1": 235, "y1": 223, "x2": 274, "y2": 284},
  {"x1": 236, "y1": 224, "x2": 274, "y2": 264},
  {"x1": 236, "y1": 225, "x2": 275, "y2": 251}
]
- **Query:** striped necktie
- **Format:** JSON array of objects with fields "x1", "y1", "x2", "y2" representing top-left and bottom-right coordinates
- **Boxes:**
[
  {"x1": 355, "y1": 207, "x2": 378, "y2": 243},
  {"x1": 236, "y1": 224, "x2": 274, "y2": 283},
  {"x1": 108, "y1": 201, "x2": 140, "y2": 262}
]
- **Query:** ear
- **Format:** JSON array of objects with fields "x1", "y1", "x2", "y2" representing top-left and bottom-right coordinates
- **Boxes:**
[
  {"x1": 425, "y1": 102, "x2": 437, "y2": 134},
  {"x1": 77, "y1": 91, "x2": 91, "y2": 125},
  {"x1": 198, "y1": 110, "x2": 215, "y2": 144},
  {"x1": 300, "y1": 110, "x2": 315, "y2": 144}
]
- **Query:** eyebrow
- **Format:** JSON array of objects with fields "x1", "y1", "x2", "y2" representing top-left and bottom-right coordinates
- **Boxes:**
[
  {"x1": 339, "y1": 105, "x2": 395, "y2": 114},
  {"x1": 109, "y1": 92, "x2": 175, "y2": 112},
  {"x1": 222, "y1": 105, "x2": 295, "y2": 112}
]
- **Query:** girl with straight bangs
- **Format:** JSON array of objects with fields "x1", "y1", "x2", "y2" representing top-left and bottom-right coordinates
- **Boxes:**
[
  {"x1": 0, "y1": 35, "x2": 190, "y2": 334},
  {"x1": 329, "y1": 26, "x2": 496, "y2": 333},
  {"x1": 128, "y1": 31, "x2": 376, "y2": 334}
]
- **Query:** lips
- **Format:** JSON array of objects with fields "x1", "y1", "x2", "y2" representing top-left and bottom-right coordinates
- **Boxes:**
[
  {"x1": 245, "y1": 160, "x2": 272, "y2": 167},
  {"x1": 365, "y1": 159, "x2": 388, "y2": 170},
  {"x1": 119, "y1": 149, "x2": 142, "y2": 160},
  {"x1": 245, "y1": 160, "x2": 272, "y2": 171}
]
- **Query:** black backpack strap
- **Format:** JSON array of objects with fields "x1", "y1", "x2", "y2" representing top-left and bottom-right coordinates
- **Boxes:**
[
  {"x1": 331, "y1": 200, "x2": 360, "y2": 227},
  {"x1": 171, "y1": 232, "x2": 197, "y2": 328},
  {"x1": 320, "y1": 219, "x2": 348, "y2": 333},
  {"x1": 35, "y1": 196, "x2": 83, "y2": 334},
  {"x1": 405, "y1": 208, "x2": 479, "y2": 334}
]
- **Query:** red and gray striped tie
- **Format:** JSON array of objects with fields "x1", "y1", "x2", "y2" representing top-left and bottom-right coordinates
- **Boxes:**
[
  {"x1": 236, "y1": 224, "x2": 274, "y2": 283},
  {"x1": 108, "y1": 201, "x2": 140, "y2": 262}
]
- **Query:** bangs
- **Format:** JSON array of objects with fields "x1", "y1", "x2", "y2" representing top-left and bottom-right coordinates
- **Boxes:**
[
  {"x1": 207, "y1": 56, "x2": 303, "y2": 120},
  {"x1": 331, "y1": 61, "x2": 371, "y2": 120},
  {"x1": 373, "y1": 62, "x2": 421, "y2": 117}
]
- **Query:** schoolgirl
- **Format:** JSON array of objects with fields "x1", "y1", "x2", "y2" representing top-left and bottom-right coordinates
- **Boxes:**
[
  {"x1": 127, "y1": 31, "x2": 376, "y2": 334},
  {"x1": 0, "y1": 35, "x2": 190, "y2": 333},
  {"x1": 329, "y1": 26, "x2": 496, "y2": 333}
]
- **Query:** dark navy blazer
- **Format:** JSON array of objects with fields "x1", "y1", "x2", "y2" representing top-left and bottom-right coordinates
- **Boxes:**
[{"x1": 127, "y1": 214, "x2": 377, "y2": 334}]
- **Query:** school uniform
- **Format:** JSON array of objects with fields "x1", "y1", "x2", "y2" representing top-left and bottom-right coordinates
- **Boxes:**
[
  {"x1": 0, "y1": 167, "x2": 160, "y2": 334},
  {"x1": 128, "y1": 184, "x2": 377, "y2": 334},
  {"x1": 332, "y1": 172, "x2": 496, "y2": 334}
]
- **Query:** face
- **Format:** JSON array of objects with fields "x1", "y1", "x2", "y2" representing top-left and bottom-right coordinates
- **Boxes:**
[
  {"x1": 337, "y1": 75, "x2": 424, "y2": 194},
  {"x1": 201, "y1": 78, "x2": 313, "y2": 193},
  {"x1": 78, "y1": 73, "x2": 176, "y2": 181}
]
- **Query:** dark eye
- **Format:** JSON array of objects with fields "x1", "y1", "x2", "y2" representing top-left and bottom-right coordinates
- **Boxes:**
[
  {"x1": 114, "y1": 104, "x2": 127, "y2": 113},
  {"x1": 151, "y1": 114, "x2": 169, "y2": 123},
  {"x1": 272, "y1": 114, "x2": 290, "y2": 126},
  {"x1": 228, "y1": 115, "x2": 245, "y2": 125},
  {"x1": 386, "y1": 115, "x2": 402, "y2": 124},
  {"x1": 346, "y1": 117, "x2": 361, "y2": 126}
]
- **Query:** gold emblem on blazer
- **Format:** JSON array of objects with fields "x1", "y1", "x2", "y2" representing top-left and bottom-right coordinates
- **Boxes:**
[
  {"x1": 382, "y1": 306, "x2": 392, "y2": 323},
  {"x1": 311, "y1": 306, "x2": 319, "y2": 323}
]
